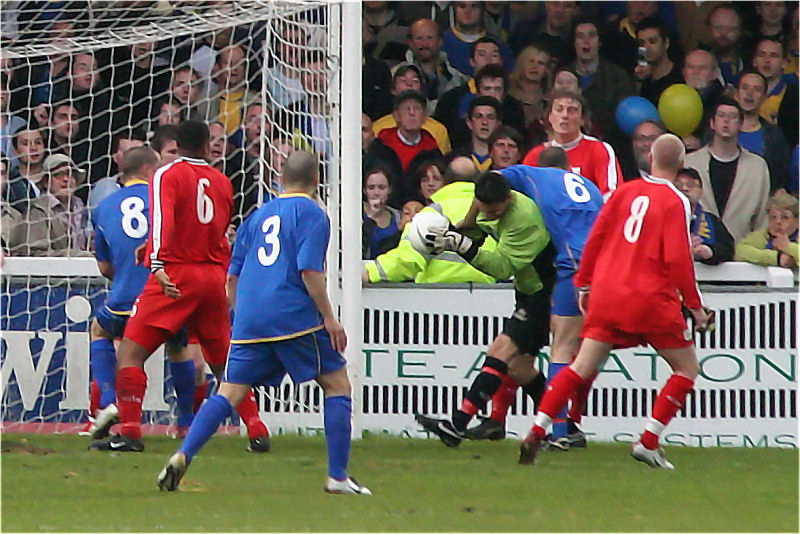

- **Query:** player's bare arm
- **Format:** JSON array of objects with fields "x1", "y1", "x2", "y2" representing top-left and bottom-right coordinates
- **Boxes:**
[
  {"x1": 456, "y1": 199, "x2": 480, "y2": 229},
  {"x1": 154, "y1": 268, "x2": 181, "y2": 299},
  {"x1": 134, "y1": 242, "x2": 146, "y2": 265},
  {"x1": 301, "y1": 269, "x2": 347, "y2": 353},
  {"x1": 96, "y1": 260, "x2": 114, "y2": 280},
  {"x1": 226, "y1": 274, "x2": 239, "y2": 307}
]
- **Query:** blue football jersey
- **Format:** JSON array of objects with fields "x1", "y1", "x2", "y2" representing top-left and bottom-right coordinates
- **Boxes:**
[
  {"x1": 93, "y1": 180, "x2": 150, "y2": 313},
  {"x1": 230, "y1": 194, "x2": 330, "y2": 342},
  {"x1": 501, "y1": 165, "x2": 603, "y2": 272}
]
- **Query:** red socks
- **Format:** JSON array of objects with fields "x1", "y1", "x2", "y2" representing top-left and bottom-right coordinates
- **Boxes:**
[
  {"x1": 568, "y1": 371, "x2": 597, "y2": 424},
  {"x1": 640, "y1": 374, "x2": 694, "y2": 450},
  {"x1": 236, "y1": 390, "x2": 268, "y2": 439},
  {"x1": 532, "y1": 367, "x2": 585, "y2": 439},
  {"x1": 117, "y1": 366, "x2": 147, "y2": 440},
  {"x1": 89, "y1": 380, "x2": 100, "y2": 418},
  {"x1": 490, "y1": 374, "x2": 518, "y2": 423},
  {"x1": 193, "y1": 383, "x2": 207, "y2": 414}
]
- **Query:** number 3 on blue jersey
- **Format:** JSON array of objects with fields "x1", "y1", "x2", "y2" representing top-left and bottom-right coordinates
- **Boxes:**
[{"x1": 258, "y1": 215, "x2": 281, "y2": 266}]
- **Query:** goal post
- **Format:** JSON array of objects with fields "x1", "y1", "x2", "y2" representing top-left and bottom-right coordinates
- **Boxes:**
[{"x1": 1, "y1": 1, "x2": 364, "y2": 435}]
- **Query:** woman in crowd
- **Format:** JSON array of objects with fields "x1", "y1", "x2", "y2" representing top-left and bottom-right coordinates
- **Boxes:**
[
  {"x1": 414, "y1": 158, "x2": 445, "y2": 205},
  {"x1": 362, "y1": 165, "x2": 401, "y2": 260},
  {"x1": 508, "y1": 45, "x2": 551, "y2": 135}
]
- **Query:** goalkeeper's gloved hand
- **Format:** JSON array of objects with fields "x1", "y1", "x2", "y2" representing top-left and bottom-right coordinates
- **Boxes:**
[{"x1": 425, "y1": 224, "x2": 480, "y2": 260}]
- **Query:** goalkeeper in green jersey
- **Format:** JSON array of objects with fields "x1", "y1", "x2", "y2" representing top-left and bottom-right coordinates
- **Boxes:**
[
  {"x1": 361, "y1": 157, "x2": 496, "y2": 285},
  {"x1": 416, "y1": 163, "x2": 556, "y2": 446}
]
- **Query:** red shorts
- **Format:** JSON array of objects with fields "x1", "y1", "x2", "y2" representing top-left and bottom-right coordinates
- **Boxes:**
[
  {"x1": 581, "y1": 322, "x2": 693, "y2": 350},
  {"x1": 124, "y1": 263, "x2": 230, "y2": 365}
]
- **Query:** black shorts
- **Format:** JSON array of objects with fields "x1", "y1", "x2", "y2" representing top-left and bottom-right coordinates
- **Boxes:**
[{"x1": 503, "y1": 285, "x2": 553, "y2": 355}]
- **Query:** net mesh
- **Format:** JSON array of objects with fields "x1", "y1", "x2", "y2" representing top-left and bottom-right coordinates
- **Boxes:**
[{"x1": 1, "y1": 1, "x2": 342, "y2": 429}]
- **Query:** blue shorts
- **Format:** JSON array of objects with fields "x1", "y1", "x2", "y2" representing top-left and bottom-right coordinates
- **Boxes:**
[
  {"x1": 551, "y1": 271, "x2": 580, "y2": 317},
  {"x1": 224, "y1": 328, "x2": 347, "y2": 387},
  {"x1": 95, "y1": 305, "x2": 131, "y2": 338},
  {"x1": 95, "y1": 304, "x2": 188, "y2": 346}
]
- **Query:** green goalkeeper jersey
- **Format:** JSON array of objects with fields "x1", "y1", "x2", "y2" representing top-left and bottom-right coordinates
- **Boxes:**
[{"x1": 467, "y1": 191, "x2": 551, "y2": 296}]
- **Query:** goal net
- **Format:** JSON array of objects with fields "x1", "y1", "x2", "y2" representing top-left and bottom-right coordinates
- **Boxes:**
[{"x1": 1, "y1": 1, "x2": 361, "y2": 433}]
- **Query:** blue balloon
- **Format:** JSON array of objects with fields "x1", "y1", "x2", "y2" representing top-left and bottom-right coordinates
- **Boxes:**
[{"x1": 615, "y1": 96, "x2": 660, "y2": 136}]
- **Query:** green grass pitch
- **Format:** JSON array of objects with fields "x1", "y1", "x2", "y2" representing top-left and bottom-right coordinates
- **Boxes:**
[{"x1": 1, "y1": 433, "x2": 797, "y2": 532}]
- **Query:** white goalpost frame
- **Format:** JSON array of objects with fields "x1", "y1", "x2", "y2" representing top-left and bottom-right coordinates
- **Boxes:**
[
  {"x1": 338, "y1": 0, "x2": 364, "y2": 439},
  {"x1": 2, "y1": 3, "x2": 796, "y2": 448}
]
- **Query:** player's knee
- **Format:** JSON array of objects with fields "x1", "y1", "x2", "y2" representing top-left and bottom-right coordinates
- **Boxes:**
[
  {"x1": 217, "y1": 382, "x2": 250, "y2": 408},
  {"x1": 90, "y1": 319, "x2": 112, "y2": 340},
  {"x1": 486, "y1": 334, "x2": 518, "y2": 362},
  {"x1": 317, "y1": 367, "x2": 351, "y2": 397},
  {"x1": 507, "y1": 354, "x2": 535, "y2": 383},
  {"x1": 677, "y1": 360, "x2": 701, "y2": 380}
]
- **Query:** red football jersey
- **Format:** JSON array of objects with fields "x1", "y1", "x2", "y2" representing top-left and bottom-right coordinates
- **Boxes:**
[
  {"x1": 146, "y1": 157, "x2": 233, "y2": 270},
  {"x1": 377, "y1": 127, "x2": 439, "y2": 171},
  {"x1": 523, "y1": 134, "x2": 621, "y2": 199},
  {"x1": 574, "y1": 174, "x2": 703, "y2": 334}
]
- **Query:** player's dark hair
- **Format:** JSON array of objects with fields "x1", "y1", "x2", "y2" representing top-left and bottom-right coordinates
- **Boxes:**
[
  {"x1": 475, "y1": 170, "x2": 511, "y2": 204},
  {"x1": 572, "y1": 15, "x2": 602, "y2": 44},
  {"x1": 736, "y1": 69, "x2": 768, "y2": 90},
  {"x1": 363, "y1": 163, "x2": 395, "y2": 189},
  {"x1": 545, "y1": 89, "x2": 587, "y2": 115},
  {"x1": 677, "y1": 167, "x2": 703, "y2": 185},
  {"x1": 111, "y1": 127, "x2": 147, "y2": 154},
  {"x1": 176, "y1": 120, "x2": 210, "y2": 154},
  {"x1": 636, "y1": 16, "x2": 670, "y2": 43},
  {"x1": 154, "y1": 97, "x2": 186, "y2": 120},
  {"x1": 711, "y1": 96, "x2": 744, "y2": 123},
  {"x1": 468, "y1": 95, "x2": 502, "y2": 120},
  {"x1": 150, "y1": 125, "x2": 180, "y2": 153},
  {"x1": 469, "y1": 36, "x2": 499, "y2": 59},
  {"x1": 12, "y1": 127, "x2": 42, "y2": 150},
  {"x1": 120, "y1": 146, "x2": 158, "y2": 177},
  {"x1": 50, "y1": 101, "x2": 80, "y2": 119},
  {"x1": 413, "y1": 157, "x2": 445, "y2": 191},
  {"x1": 537, "y1": 146, "x2": 569, "y2": 169},
  {"x1": 475, "y1": 64, "x2": 506, "y2": 91},
  {"x1": 488, "y1": 125, "x2": 523, "y2": 151},
  {"x1": 755, "y1": 35, "x2": 785, "y2": 56}
]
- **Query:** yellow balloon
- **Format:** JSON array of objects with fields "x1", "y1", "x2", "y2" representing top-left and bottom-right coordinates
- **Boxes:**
[{"x1": 657, "y1": 84, "x2": 703, "y2": 137}]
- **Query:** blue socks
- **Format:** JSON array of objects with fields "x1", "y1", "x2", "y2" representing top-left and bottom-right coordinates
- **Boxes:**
[
  {"x1": 179, "y1": 394, "x2": 232, "y2": 463},
  {"x1": 90, "y1": 339, "x2": 117, "y2": 408},
  {"x1": 324, "y1": 395, "x2": 352, "y2": 481},
  {"x1": 547, "y1": 362, "x2": 569, "y2": 440},
  {"x1": 169, "y1": 360, "x2": 196, "y2": 427}
]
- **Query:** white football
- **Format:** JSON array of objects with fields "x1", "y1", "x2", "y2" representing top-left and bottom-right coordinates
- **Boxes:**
[{"x1": 405, "y1": 209, "x2": 451, "y2": 255}]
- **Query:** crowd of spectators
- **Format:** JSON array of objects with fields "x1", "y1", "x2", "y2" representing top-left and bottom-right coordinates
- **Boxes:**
[
  {"x1": 1, "y1": 1, "x2": 329, "y2": 256},
  {"x1": 361, "y1": 0, "x2": 799, "y2": 272},
  {"x1": 0, "y1": 1, "x2": 798, "y2": 275}
]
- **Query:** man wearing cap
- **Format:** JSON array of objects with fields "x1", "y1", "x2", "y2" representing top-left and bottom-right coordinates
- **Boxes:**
[
  {"x1": 6, "y1": 153, "x2": 90, "y2": 256},
  {"x1": 372, "y1": 63, "x2": 451, "y2": 154},
  {"x1": 377, "y1": 90, "x2": 442, "y2": 205}
]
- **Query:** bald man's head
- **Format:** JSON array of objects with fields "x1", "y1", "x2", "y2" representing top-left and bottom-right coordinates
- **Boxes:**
[
  {"x1": 282, "y1": 150, "x2": 319, "y2": 190},
  {"x1": 443, "y1": 156, "x2": 479, "y2": 184},
  {"x1": 650, "y1": 133, "x2": 685, "y2": 177},
  {"x1": 408, "y1": 18, "x2": 443, "y2": 63},
  {"x1": 537, "y1": 146, "x2": 570, "y2": 170}
]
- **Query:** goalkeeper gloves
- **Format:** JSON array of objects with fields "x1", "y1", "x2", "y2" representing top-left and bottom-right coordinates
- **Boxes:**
[{"x1": 424, "y1": 224, "x2": 480, "y2": 260}]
